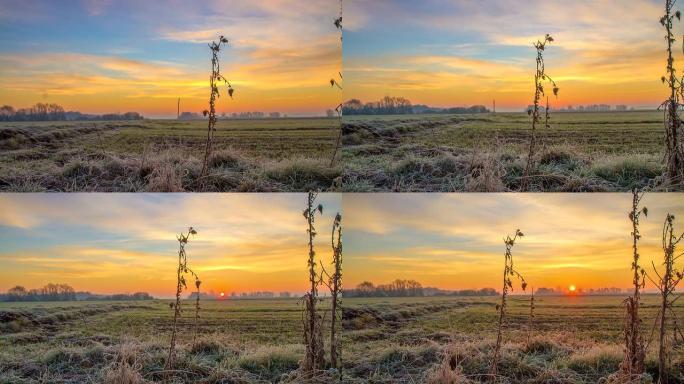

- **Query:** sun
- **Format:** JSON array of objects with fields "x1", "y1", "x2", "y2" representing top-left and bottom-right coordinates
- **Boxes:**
[
  {"x1": 219, "y1": 292, "x2": 225, "y2": 297},
  {"x1": 568, "y1": 285, "x2": 576, "y2": 293}
]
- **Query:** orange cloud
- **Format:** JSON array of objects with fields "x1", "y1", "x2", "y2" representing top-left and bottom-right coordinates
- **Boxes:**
[{"x1": 344, "y1": 194, "x2": 684, "y2": 291}]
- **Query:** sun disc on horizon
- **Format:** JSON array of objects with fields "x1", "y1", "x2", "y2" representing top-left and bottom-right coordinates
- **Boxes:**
[
  {"x1": 220, "y1": 292, "x2": 225, "y2": 297},
  {"x1": 569, "y1": 285, "x2": 576, "y2": 292}
]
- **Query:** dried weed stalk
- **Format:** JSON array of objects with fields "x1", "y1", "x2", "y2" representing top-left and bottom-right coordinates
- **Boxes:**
[
  {"x1": 330, "y1": 0, "x2": 344, "y2": 167},
  {"x1": 302, "y1": 191, "x2": 326, "y2": 373},
  {"x1": 527, "y1": 287, "x2": 535, "y2": 346},
  {"x1": 200, "y1": 35, "x2": 234, "y2": 188},
  {"x1": 521, "y1": 34, "x2": 558, "y2": 192},
  {"x1": 620, "y1": 189, "x2": 648, "y2": 378},
  {"x1": 193, "y1": 277, "x2": 202, "y2": 345},
  {"x1": 491, "y1": 229, "x2": 527, "y2": 378},
  {"x1": 164, "y1": 227, "x2": 199, "y2": 377},
  {"x1": 323, "y1": 212, "x2": 343, "y2": 371},
  {"x1": 660, "y1": 0, "x2": 684, "y2": 184},
  {"x1": 647, "y1": 213, "x2": 684, "y2": 384}
]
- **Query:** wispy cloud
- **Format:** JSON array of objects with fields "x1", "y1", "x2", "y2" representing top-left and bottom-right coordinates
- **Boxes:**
[
  {"x1": 0, "y1": 0, "x2": 341, "y2": 116},
  {"x1": 0, "y1": 194, "x2": 342, "y2": 296},
  {"x1": 345, "y1": 193, "x2": 684, "y2": 291},
  {"x1": 346, "y1": 0, "x2": 670, "y2": 109}
]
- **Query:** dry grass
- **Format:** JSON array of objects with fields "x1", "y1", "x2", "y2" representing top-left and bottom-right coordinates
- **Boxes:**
[
  {"x1": 342, "y1": 295, "x2": 684, "y2": 383},
  {"x1": 0, "y1": 118, "x2": 339, "y2": 192},
  {"x1": 0, "y1": 299, "x2": 337, "y2": 383},
  {"x1": 0, "y1": 148, "x2": 340, "y2": 192},
  {"x1": 341, "y1": 112, "x2": 684, "y2": 192}
]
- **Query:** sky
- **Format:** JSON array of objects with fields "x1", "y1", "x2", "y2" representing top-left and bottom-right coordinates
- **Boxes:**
[
  {"x1": 344, "y1": 193, "x2": 684, "y2": 293},
  {"x1": 345, "y1": 0, "x2": 674, "y2": 111},
  {"x1": 0, "y1": 193, "x2": 341, "y2": 298},
  {"x1": 0, "y1": 0, "x2": 341, "y2": 118},
  {"x1": 0, "y1": 1, "x2": 671, "y2": 117}
]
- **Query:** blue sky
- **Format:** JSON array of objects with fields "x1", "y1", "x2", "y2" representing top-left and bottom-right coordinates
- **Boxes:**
[
  {"x1": 0, "y1": 193, "x2": 342, "y2": 297},
  {"x1": 344, "y1": 193, "x2": 684, "y2": 292},
  {"x1": 0, "y1": 0, "x2": 341, "y2": 117},
  {"x1": 344, "y1": 0, "x2": 671, "y2": 111}
]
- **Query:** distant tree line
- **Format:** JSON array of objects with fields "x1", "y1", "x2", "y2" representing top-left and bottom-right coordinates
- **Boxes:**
[
  {"x1": 0, "y1": 103, "x2": 143, "y2": 122},
  {"x1": 343, "y1": 280, "x2": 499, "y2": 298},
  {"x1": 343, "y1": 96, "x2": 414, "y2": 115},
  {"x1": 424, "y1": 287, "x2": 498, "y2": 297},
  {"x1": 535, "y1": 287, "x2": 626, "y2": 295},
  {"x1": 227, "y1": 291, "x2": 293, "y2": 299},
  {"x1": 2, "y1": 283, "x2": 75, "y2": 301},
  {"x1": 76, "y1": 292, "x2": 154, "y2": 301},
  {"x1": 0, "y1": 283, "x2": 153, "y2": 302},
  {"x1": 342, "y1": 97, "x2": 490, "y2": 115},
  {"x1": 343, "y1": 279, "x2": 425, "y2": 297},
  {"x1": 412, "y1": 104, "x2": 490, "y2": 115}
]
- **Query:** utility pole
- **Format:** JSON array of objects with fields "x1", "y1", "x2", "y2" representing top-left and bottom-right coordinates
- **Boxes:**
[
  {"x1": 177, "y1": 98, "x2": 180, "y2": 119},
  {"x1": 493, "y1": 99, "x2": 496, "y2": 114}
]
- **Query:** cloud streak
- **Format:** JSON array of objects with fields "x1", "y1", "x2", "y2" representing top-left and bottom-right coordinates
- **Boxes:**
[
  {"x1": 344, "y1": 193, "x2": 684, "y2": 292},
  {"x1": 0, "y1": 193, "x2": 342, "y2": 297},
  {"x1": 345, "y1": 0, "x2": 671, "y2": 110},
  {"x1": 0, "y1": 0, "x2": 341, "y2": 116}
]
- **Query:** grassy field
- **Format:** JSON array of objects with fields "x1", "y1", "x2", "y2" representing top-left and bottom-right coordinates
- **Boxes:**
[
  {"x1": 0, "y1": 298, "x2": 339, "y2": 383},
  {"x1": 342, "y1": 295, "x2": 684, "y2": 383},
  {"x1": 0, "y1": 118, "x2": 341, "y2": 192},
  {"x1": 341, "y1": 111, "x2": 683, "y2": 192}
]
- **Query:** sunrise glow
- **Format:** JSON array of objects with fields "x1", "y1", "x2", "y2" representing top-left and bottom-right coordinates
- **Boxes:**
[
  {"x1": 345, "y1": 0, "x2": 672, "y2": 111},
  {"x1": 0, "y1": 194, "x2": 341, "y2": 298},
  {"x1": 0, "y1": 1, "x2": 341, "y2": 118},
  {"x1": 344, "y1": 194, "x2": 684, "y2": 292}
]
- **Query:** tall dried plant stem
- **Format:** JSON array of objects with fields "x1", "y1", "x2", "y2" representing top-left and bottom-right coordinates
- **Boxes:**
[
  {"x1": 330, "y1": 0, "x2": 344, "y2": 167},
  {"x1": 199, "y1": 36, "x2": 233, "y2": 189},
  {"x1": 621, "y1": 189, "x2": 647, "y2": 377},
  {"x1": 491, "y1": 229, "x2": 526, "y2": 379},
  {"x1": 521, "y1": 34, "x2": 558, "y2": 192},
  {"x1": 661, "y1": 0, "x2": 684, "y2": 184},
  {"x1": 302, "y1": 191, "x2": 325, "y2": 373},
  {"x1": 649, "y1": 214, "x2": 684, "y2": 384},
  {"x1": 329, "y1": 213, "x2": 343, "y2": 371},
  {"x1": 527, "y1": 287, "x2": 535, "y2": 346},
  {"x1": 164, "y1": 227, "x2": 198, "y2": 379},
  {"x1": 193, "y1": 278, "x2": 201, "y2": 345},
  {"x1": 545, "y1": 97, "x2": 550, "y2": 129}
]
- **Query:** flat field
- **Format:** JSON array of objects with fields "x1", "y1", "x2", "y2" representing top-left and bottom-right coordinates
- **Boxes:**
[
  {"x1": 342, "y1": 295, "x2": 684, "y2": 383},
  {"x1": 0, "y1": 118, "x2": 340, "y2": 192},
  {"x1": 0, "y1": 299, "x2": 336, "y2": 383},
  {"x1": 341, "y1": 112, "x2": 680, "y2": 192}
]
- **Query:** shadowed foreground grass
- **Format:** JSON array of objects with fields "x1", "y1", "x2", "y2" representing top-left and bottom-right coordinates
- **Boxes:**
[
  {"x1": 342, "y1": 295, "x2": 684, "y2": 383},
  {"x1": 0, "y1": 299, "x2": 339, "y2": 383},
  {"x1": 341, "y1": 112, "x2": 683, "y2": 192},
  {"x1": 0, "y1": 118, "x2": 341, "y2": 192}
]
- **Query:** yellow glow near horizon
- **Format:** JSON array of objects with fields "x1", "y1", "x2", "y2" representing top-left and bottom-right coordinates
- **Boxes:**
[
  {"x1": 0, "y1": 1, "x2": 341, "y2": 117},
  {"x1": 344, "y1": 194, "x2": 684, "y2": 292},
  {"x1": 345, "y1": 0, "x2": 672, "y2": 110},
  {"x1": 0, "y1": 194, "x2": 342, "y2": 297}
]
